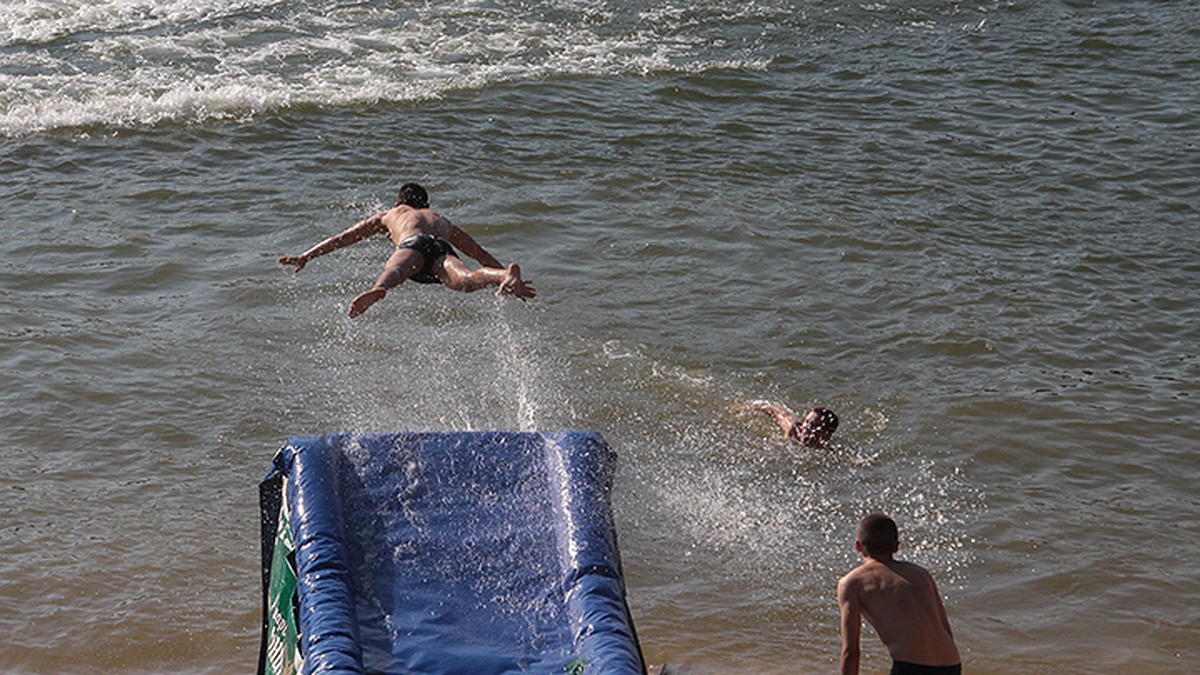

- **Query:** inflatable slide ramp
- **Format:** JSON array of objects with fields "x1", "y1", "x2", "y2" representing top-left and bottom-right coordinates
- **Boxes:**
[{"x1": 257, "y1": 431, "x2": 645, "y2": 675}]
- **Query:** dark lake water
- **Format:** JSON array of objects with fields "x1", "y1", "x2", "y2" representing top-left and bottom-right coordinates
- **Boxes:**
[{"x1": 2, "y1": 1, "x2": 1197, "y2": 672}]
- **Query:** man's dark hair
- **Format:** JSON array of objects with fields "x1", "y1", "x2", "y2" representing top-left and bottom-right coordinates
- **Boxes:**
[
  {"x1": 857, "y1": 513, "x2": 899, "y2": 557},
  {"x1": 397, "y1": 183, "x2": 429, "y2": 209},
  {"x1": 812, "y1": 407, "x2": 839, "y2": 433}
]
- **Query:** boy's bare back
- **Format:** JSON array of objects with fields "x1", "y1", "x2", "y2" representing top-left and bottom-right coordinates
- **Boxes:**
[
  {"x1": 839, "y1": 559, "x2": 960, "y2": 668},
  {"x1": 838, "y1": 513, "x2": 960, "y2": 675}
]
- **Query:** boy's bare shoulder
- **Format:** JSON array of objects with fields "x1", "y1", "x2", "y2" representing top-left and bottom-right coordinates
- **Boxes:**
[
  {"x1": 838, "y1": 562, "x2": 874, "y2": 591},
  {"x1": 892, "y1": 560, "x2": 936, "y2": 584}
]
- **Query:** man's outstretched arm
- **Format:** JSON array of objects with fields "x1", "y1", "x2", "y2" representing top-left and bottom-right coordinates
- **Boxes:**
[{"x1": 279, "y1": 214, "x2": 386, "y2": 272}]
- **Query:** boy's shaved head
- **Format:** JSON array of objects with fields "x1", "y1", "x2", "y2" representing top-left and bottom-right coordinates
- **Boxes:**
[{"x1": 857, "y1": 513, "x2": 899, "y2": 557}]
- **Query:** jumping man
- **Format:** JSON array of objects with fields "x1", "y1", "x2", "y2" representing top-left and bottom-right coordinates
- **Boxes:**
[{"x1": 278, "y1": 183, "x2": 536, "y2": 317}]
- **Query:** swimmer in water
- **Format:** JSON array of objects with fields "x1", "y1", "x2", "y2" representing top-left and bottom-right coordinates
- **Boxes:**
[
  {"x1": 736, "y1": 400, "x2": 839, "y2": 448},
  {"x1": 278, "y1": 182, "x2": 536, "y2": 317}
]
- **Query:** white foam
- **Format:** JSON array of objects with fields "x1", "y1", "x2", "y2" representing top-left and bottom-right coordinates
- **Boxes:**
[
  {"x1": 1, "y1": 0, "x2": 777, "y2": 136},
  {"x1": 1, "y1": 0, "x2": 289, "y2": 46}
]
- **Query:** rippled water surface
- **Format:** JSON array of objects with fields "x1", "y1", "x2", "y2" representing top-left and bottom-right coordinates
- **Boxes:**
[{"x1": 2, "y1": 1, "x2": 1198, "y2": 673}]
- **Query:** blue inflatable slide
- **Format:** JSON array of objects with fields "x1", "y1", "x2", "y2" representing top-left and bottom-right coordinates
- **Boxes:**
[{"x1": 258, "y1": 431, "x2": 646, "y2": 675}]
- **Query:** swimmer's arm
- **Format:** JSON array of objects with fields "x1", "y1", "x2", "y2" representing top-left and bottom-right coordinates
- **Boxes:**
[
  {"x1": 838, "y1": 577, "x2": 862, "y2": 675},
  {"x1": 447, "y1": 224, "x2": 504, "y2": 269},
  {"x1": 739, "y1": 401, "x2": 800, "y2": 439},
  {"x1": 279, "y1": 214, "x2": 386, "y2": 272}
]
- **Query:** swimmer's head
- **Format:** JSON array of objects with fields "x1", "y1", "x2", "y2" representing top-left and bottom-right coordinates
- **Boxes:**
[
  {"x1": 795, "y1": 407, "x2": 838, "y2": 447},
  {"x1": 856, "y1": 512, "x2": 899, "y2": 558},
  {"x1": 397, "y1": 183, "x2": 429, "y2": 209}
]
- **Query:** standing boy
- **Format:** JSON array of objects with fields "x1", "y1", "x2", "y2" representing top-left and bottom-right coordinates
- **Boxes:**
[{"x1": 837, "y1": 513, "x2": 962, "y2": 675}]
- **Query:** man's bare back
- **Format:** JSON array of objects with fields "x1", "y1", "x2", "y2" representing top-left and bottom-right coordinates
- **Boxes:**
[
  {"x1": 378, "y1": 205, "x2": 454, "y2": 245},
  {"x1": 838, "y1": 514, "x2": 960, "y2": 675}
]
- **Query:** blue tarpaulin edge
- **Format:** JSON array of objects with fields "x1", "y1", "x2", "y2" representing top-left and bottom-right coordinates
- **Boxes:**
[{"x1": 257, "y1": 431, "x2": 645, "y2": 675}]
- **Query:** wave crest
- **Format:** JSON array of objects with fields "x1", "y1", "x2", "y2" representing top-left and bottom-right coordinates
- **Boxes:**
[{"x1": 1, "y1": 0, "x2": 782, "y2": 136}]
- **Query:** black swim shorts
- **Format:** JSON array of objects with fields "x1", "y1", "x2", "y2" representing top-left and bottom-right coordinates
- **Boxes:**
[
  {"x1": 890, "y1": 661, "x2": 962, "y2": 675},
  {"x1": 397, "y1": 233, "x2": 459, "y2": 284}
]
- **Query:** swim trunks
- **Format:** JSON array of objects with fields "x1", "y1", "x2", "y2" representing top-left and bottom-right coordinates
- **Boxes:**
[
  {"x1": 397, "y1": 233, "x2": 459, "y2": 284},
  {"x1": 890, "y1": 661, "x2": 962, "y2": 675}
]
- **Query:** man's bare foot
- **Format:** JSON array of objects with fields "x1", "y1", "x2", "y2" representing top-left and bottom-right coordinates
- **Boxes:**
[
  {"x1": 348, "y1": 287, "x2": 387, "y2": 318},
  {"x1": 497, "y1": 263, "x2": 537, "y2": 300}
]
